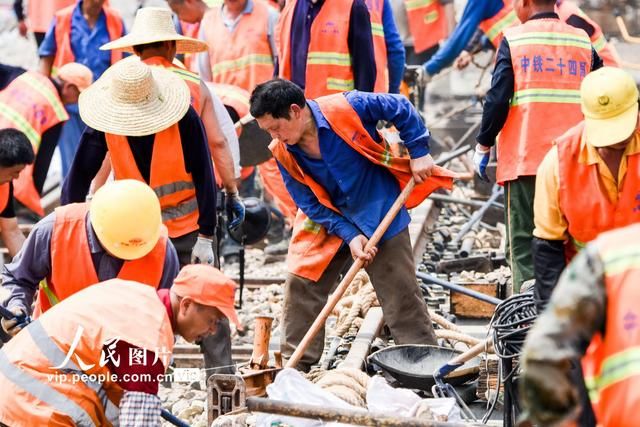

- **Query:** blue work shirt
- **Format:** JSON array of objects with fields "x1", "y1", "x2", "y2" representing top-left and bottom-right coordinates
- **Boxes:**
[
  {"x1": 378, "y1": 0, "x2": 405, "y2": 93},
  {"x1": 38, "y1": 1, "x2": 126, "y2": 79},
  {"x1": 278, "y1": 91, "x2": 430, "y2": 244},
  {"x1": 424, "y1": 0, "x2": 505, "y2": 76},
  {"x1": 288, "y1": 0, "x2": 376, "y2": 93}
]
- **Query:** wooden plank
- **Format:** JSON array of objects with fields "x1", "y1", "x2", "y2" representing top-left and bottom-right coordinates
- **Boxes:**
[{"x1": 450, "y1": 281, "x2": 498, "y2": 319}]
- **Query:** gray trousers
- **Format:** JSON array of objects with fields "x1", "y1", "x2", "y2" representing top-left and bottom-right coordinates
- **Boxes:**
[
  {"x1": 171, "y1": 231, "x2": 234, "y2": 375},
  {"x1": 281, "y1": 229, "x2": 437, "y2": 371}
]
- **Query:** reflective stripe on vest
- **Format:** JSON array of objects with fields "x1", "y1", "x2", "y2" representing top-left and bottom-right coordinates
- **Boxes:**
[
  {"x1": 0, "y1": 350, "x2": 97, "y2": 426},
  {"x1": 555, "y1": 0, "x2": 620, "y2": 67},
  {"x1": 0, "y1": 71, "x2": 68, "y2": 216},
  {"x1": 479, "y1": 5, "x2": 519, "y2": 47},
  {"x1": 557, "y1": 119, "x2": 640, "y2": 251},
  {"x1": 495, "y1": 19, "x2": 591, "y2": 183},
  {"x1": 510, "y1": 88, "x2": 581, "y2": 106},
  {"x1": 106, "y1": 125, "x2": 199, "y2": 238},
  {"x1": 26, "y1": 321, "x2": 119, "y2": 421},
  {"x1": 0, "y1": 101, "x2": 41, "y2": 146},
  {"x1": 202, "y1": 0, "x2": 274, "y2": 92},
  {"x1": 582, "y1": 224, "x2": 640, "y2": 423},
  {"x1": 403, "y1": 0, "x2": 447, "y2": 53}
]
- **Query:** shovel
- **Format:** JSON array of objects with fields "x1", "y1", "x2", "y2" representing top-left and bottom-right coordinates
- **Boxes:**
[
  {"x1": 286, "y1": 178, "x2": 416, "y2": 368},
  {"x1": 432, "y1": 337, "x2": 493, "y2": 421}
]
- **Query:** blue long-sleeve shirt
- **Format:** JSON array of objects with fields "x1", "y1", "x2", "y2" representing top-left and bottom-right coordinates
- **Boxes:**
[
  {"x1": 277, "y1": 91, "x2": 430, "y2": 244},
  {"x1": 289, "y1": 0, "x2": 376, "y2": 93},
  {"x1": 38, "y1": 0, "x2": 126, "y2": 79},
  {"x1": 379, "y1": 0, "x2": 405, "y2": 93},
  {"x1": 424, "y1": 0, "x2": 506, "y2": 76}
]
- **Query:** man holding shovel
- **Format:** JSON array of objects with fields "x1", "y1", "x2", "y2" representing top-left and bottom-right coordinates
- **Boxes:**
[{"x1": 250, "y1": 79, "x2": 455, "y2": 371}]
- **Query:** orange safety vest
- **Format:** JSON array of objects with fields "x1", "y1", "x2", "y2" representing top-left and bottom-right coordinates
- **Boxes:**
[
  {"x1": 0, "y1": 280, "x2": 174, "y2": 427},
  {"x1": 178, "y1": 20, "x2": 202, "y2": 73},
  {"x1": 106, "y1": 125, "x2": 200, "y2": 239},
  {"x1": 277, "y1": 0, "x2": 355, "y2": 98},
  {"x1": 581, "y1": 223, "x2": 640, "y2": 427},
  {"x1": 270, "y1": 93, "x2": 455, "y2": 281},
  {"x1": 53, "y1": 4, "x2": 124, "y2": 75},
  {"x1": 497, "y1": 19, "x2": 592, "y2": 184},
  {"x1": 35, "y1": 202, "x2": 168, "y2": 314},
  {"x1": 143, "y1": 56, "x2": 201, "y2": 113},
  {"x1": 0, "y1": 71, "x2": 69, "y2": 216},
  {"x1": 27, "y1": 0, "x2": 76, "y2": 33},
  {"x1": 0, "y1": 183, "x2": 10, "y2": 213},
  {"x1": 556, "y1": 119, "x2": 640, "y2": 252},
  {"x1": 478, "y1": 3, "x2": 519, "y2": 48},
  {"x1": 555, "y1": 0, "x2": 621, "y2": 67},
  {"x1": 404, "y1": 0, "x2": 448, "y2": 53},
  {"x1": 202, "y1": 0, "x2": 275, "y2": 92},
  {"x1": 365, "y1": 0, "x2": 389, "y2": 93}
]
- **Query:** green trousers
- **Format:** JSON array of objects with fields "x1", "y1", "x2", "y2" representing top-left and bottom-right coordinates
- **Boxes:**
[{"x1": 505, "y1": 176, "x2": 536, "y2": 293}]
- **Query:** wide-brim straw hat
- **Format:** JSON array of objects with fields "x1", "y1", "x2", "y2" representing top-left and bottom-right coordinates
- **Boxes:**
[
  {"x1": 100, "y1": 7, "x2": 207, "y2": 54},
  {"x1": 79, "y1": 59, "x2": 190, "y2": 136}
]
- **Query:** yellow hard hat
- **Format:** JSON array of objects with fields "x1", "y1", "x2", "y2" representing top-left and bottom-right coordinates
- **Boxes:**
[
  {"x1": 89, "y1": 180, "x2": 162, "y2": 260},
  {"x1": 581, "y1": 67, "x2": 639, "y2": 147}
]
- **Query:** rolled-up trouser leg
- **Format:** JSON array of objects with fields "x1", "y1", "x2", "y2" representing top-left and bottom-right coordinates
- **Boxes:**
[
  {"x1": 280, "y1": 247, "x2": 352, "y2": 372},
  {"x1": 365, "y1": 229, "x2": 437, "y2": 345},
  {"x1": 200, "y1": 318, "x2": 234, "y2": 375}
]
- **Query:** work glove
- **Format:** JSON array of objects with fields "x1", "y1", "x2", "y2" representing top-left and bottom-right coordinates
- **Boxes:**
[
  {"x1": 191, "y1": 236, "x2": 215, "y2": 266},
  {"x1": 225, "y1": 192, "x2": 245, "y2": 233},
  {"x1": 415, "y1": 65, "x2": 432, "y2": 88},
  {"x1": 1, "y1": 307, "x2": 26, "y2": 337},
  {"x1": 473, "y1": 144, "x2": 491, "y2": 181}
]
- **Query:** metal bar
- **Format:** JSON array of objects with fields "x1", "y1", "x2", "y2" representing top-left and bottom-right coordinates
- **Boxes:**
[
  {"x1": 451, "y1": 186, "x2": 503, "y2": 246},
  {"x1": 428, "y1": 193, "x2": 504, "y2": 210},
  {"x1": 246, "y1": 397, "x2": 479, "y2": 427},
  {"x1": 434, "y1": 145, "x2": 472, "y2": 166},
  {"x1": 416, "y1": 271, "x2": 502, "y2": 306}
]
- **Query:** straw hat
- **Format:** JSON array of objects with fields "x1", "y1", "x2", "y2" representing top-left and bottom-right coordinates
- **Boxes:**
[
  {"x1": 100, "y1": 7, "x2": 207, "y2": 54},
  {"x1": 79, "y1": 59, "x2": 190, "y2": 136},
  {"x1": 57, "y1": 62, "x2": 93, "y2": 92}
]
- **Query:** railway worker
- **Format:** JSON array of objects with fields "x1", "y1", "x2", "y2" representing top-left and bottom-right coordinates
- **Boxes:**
[
  {"x1": 62, "y1": 59, "x2": 217, "y2": 268},
  {"x1": 100, "y1": 7, "x2": 244, "y2": 235},
  {"x1": 0, "y1": 62, "x2": 91, "y2": 217},
  {"x1": 249, "y1": 78, "x2": 456, "y2": 371},
  {"x1": 38, "y1": 0, "x2": 126, "y2": 80},
  {"x1": 471, "y1": 0, "x2": 602, "y2": 292},
  {"x1": 0, "y1": 129, "x2": 36, "y2": 259},
  {"x1": 532, "y1": 67, "x2": 640, "y2": 308},
  {"x1": 1, "y1": 179, "x2": 179, "y2": 331},
  {"x1": 276, "y1": 0, "x2": 377, "y2": 99},
  {"x1": 0, "y1": 264, "x2": 240, "y2": 426},
  {"x1": 521, "y1": 222, "x2": 640, "y2": 427},
  {"x1": 418, "y1": 0, "x2": 617, "y2": 79}
]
